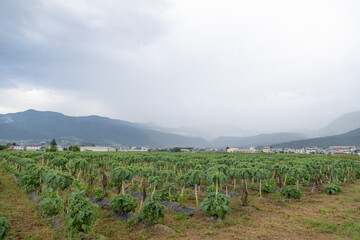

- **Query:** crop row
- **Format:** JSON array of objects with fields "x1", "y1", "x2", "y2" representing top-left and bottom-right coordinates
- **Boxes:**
[{"x1": 0, "y1": 151, "x2": 359, "y2": 238}]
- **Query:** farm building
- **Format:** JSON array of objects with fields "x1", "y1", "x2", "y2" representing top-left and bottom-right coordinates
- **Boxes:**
[
  {"x1": 10, "y1": 145, "x2": 25, "y2": 151},
  {"x1": 262, "y1": 146, "x2": 272, "y2": 153},
  {"x1": 80, "y1": 146, "x2": 117, "y2": 152},
  {"x1": 26, "y1": 144, "x2": 45, "y2": 151}
]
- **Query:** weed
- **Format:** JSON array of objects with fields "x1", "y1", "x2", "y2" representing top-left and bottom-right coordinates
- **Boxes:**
[
  {"x1": 318, "y1": 208, "x2": 327, "y2": 216},
  {"x1": 215, "y1": 221, "x2": 225, "y2": 228},
  {"x1": 173, "y1": 213, "x2": 188, "y2": 221}
]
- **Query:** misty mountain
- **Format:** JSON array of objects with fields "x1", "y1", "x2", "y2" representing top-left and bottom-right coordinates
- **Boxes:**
[
  {"x1": 271, "y1": 128, "x2": 360, "y2": 148},
  {"x1": 163, "y1": 124, "x2": 255, "y2": 140},
  {"x1": 316, "y1": 111, "x2": 360, "y2": 137},
  {"x1": 210, "y1": 132, "x2": 307, "y2": 148},
  {"x1": 0, "y1": 110, "x2": 207, "y2": 147}
]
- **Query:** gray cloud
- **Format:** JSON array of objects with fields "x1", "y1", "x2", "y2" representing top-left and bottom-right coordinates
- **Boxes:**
[{"x1": 1, "y1": 0, "x2": 360, "y2": 133}]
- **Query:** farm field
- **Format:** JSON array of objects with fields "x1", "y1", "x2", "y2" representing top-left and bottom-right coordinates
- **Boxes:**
[{"x1": 0, "y1": 152, "x2": 360, "y2": 240}]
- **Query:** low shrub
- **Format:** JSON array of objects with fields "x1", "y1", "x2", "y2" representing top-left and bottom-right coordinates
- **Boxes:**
[
  {"x1": 66, "y1": 190, "x2": 98, "y2": 233},
  {"x1": 283, "y1": 185, "x2": 303, "y2": 199},
  {"x1": 261, "y1": 179, "x2": 276, "y2": 193},
  {"x1": 200, "y1": 192, "x2": 231, "y2": 219},
  {"x1": 139, "y1": 194, "x2": 165, "y2": 224},
  {"x1": 110, "y1": 194, "x2": 138, "y2": 213},
  {"x1": 18, "y1": 172, "x2": 39, "y2": 193},
  {"x1": 301, "y1": 179, "x2": 309, "y2": 186},
  {"x1": 38, "y1": 192, "x2": 64, "y2": 217},
  {"x1": 325, "y1": 183, "x2": 342, "y2": 195},
  {"x1": 94, "y1": 188, "x2": 108, "y2": 201}
]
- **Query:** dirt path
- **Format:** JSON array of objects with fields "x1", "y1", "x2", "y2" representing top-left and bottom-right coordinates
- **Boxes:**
[{"x1": 0, "y1": 166, "x2": 54, "y2": 240}]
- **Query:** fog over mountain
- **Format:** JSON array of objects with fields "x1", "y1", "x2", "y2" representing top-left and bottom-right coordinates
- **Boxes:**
[
  {"x1": 0, "y1": 110, "x2": 208, "y2": 147},
  {"x1": 272, "y1": 128, "x2": 360, "y2": 149},
  {"x1": 1, "y1": 109, "x2": 359, "y2": 148},
  {"x1": 0, "y1": 1, "x2": 360, "y2": 134},
  {"x1": 316, "y1": 111, "x2": 360, "y2": 137}
]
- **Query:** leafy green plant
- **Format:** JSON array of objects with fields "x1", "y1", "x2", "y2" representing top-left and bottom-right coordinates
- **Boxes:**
[
  {"x1": 185, "y1": 170, "x2": 204, "y2": 208},
  {"x1": 38, "y1": 192, "x2": 64, "y2": 217},
  {"x1": 325, "y1": 183, "x2": 342, "y2": 195},
  {"x1": 301, "y1": 179, "x2": 309, "y2": 186},
  {"x1": 66, "y1": 190, "x2": 98, "y2": 233},
  {"x1": 206, "y1": 171, "x2": 227, "y2": 195},
  {"x1": 110, "y1": 194, "x2": 138, "y2": 213},
  {"x1": 261, "y1": 179, "x2": 276, "y2": 193},
  {"x1": 248, "y1": 183, "x2": 257, "y2": 190},
  {"x1": 283, "y1": 185, "x2": 303, "y2": 199},
  {"x1": 285, "y1": 176, "x2": 296, "y2": 186},
  {"x1": 161, "y1": 182, "x2": 177, "y2": 201},
  {"x1": 177, "y1": 193, "x2": 189, "y2": 207},
  {"x1": 139, "y1": 193, "x2": 165, "y2": 224},
  {"x1": 18, "y1": 172, "x2": 39, "y2": 193},
  {"x1": 43, "y1": 170, "x2": 73, "y2": 191},
  {"x1": 200, "y1": 192, "x2": 231, "y2": 219},
  {"x1": 50, "y1": 156, "x2": 68, "y2": 169},
  {"x1": 110, "y1": 167, "x2": 133, "y2": 194},
  {"x1": 95, "y1": 188, "x2": 108, "y2": 201},
  {"x1": 0, "y1": 217, "x2": 10, "y2": 240}
]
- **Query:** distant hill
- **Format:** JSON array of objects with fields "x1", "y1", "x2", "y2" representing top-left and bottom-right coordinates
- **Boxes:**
[
  {"x1": 272, "y1": 128, "x2": 360, "y2": 148},
  {"x1": 317, "y1": 111, "x2": 360, "y2": 137},
  {"x1": 2, "y1": 109, "x2": 359, "y2": 149},
  {"x1": 0, "y1": 110, "x2": 207, "y2": 147},
  {"x1": 210, "y1": 132, "x2": 307, "y2": 148},
  {"x1": 164, "y1": 124, "x2": 255, "y2": 140}
]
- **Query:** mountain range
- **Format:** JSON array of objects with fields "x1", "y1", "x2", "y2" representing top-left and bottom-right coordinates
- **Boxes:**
[
  {"x1": 271, "y1": 128, "x2": 360, "y2": 148},
  {"x1": 0, "y1": 109, "x2": 360, "y2": 148},
  {"x1": 0, "y1": 110, "x2": 207, "y2": 147}
]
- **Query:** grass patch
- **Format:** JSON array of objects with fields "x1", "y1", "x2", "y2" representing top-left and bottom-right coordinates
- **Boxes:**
[
  {"x1": 304, "y1": 218, "x2": 339, "y2": 233},
  {"x1": 304, "y1": 218, "x2": 360, "y2": 239},
  {"x1": 173, "y1": 213, "x2": 189, "y2": 221}
]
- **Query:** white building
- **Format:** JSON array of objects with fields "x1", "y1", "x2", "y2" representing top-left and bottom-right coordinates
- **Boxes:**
[
  {"x1": 80, "y1": 146, "x2": 117, "y2": 152},
  {"x1": 119, "y1": 146, "x2": 149, "y2": 152},
  {"x1": 227, "y1": 147, "x2": 258, "y2": 153},
  {"x1": 26, "y1": 144, "x2": 45, "y2": 151},
  {"x1": 295, "y1": 148, "x2": 305, "y2": 154},
  {"x1": 57, "y1": 145, "x2": 64, "y2": 151},
  {"x1": 11, "y1": 145, "x2": 25, "y2": 151},
  {"x1": 262, "y1": 146, "x2": 272, "y2": 153},
  {"x1": 329, "y1": 146, "x2": 357, "y2": 154}
]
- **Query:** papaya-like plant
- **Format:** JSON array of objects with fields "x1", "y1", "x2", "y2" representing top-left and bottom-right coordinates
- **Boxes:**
[
  {"x1": 43, "y1": 170, "x2": 73, "y2": 191},
  {"x1": 283, "y1": 185, "x2": 303, "y2": 199},
  {"x1": 161, "y1": 182, "x2": 177, "y2": 201},
  {"x1": 94, "y1": 187, "x2": 108, "y2": 201},
  {"x1": 261, "y1": 179, "x2": 276, "y2": 193},
  {"x1": 18, "y1": 171, "x2": 40, "y2": 193},
  {"x1": 139, "y1": 193, "x2": 165, "y2": 224},
  {"x1": 185, "y1": 170, "x2": 204, "y2": 208},
  {"x1": 65, "y1": 190, "x2": 98, "y2": 233},
  {"x1": 239, "y1": 168, "x2": 253, "y2": 206},
  {"x1": 110, "y1": 167, "x2": 133, "y2": 194},
  {"x1": 50, "y1": 156, "x2": 68, "y2": 169},
  {"x1": 253, "y1": 168, "x2": 269, "y2": 197},
  {"x1": 148, "y1": 175, "x2": 164, "y2": 196},
  {"x1": 38, "y1": 192, "x2": 64, "y2": 217},
  {"x1": 110, "y1": 194, "x2": 138, "y2": 213},
  {"x1": 206, "y1": 171, "x2": 227, "y2": 195},
  {"x1": 228, "y1": 168, "x2": 240, "y2": 191},
  {"x1": 200, "y1": 192, "x2": 231, "y2": 219}
]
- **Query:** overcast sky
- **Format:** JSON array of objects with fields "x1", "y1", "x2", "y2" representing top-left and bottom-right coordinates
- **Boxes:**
[{"x1": 1, "y1": 0, "x2": 360, "y2": 133}]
